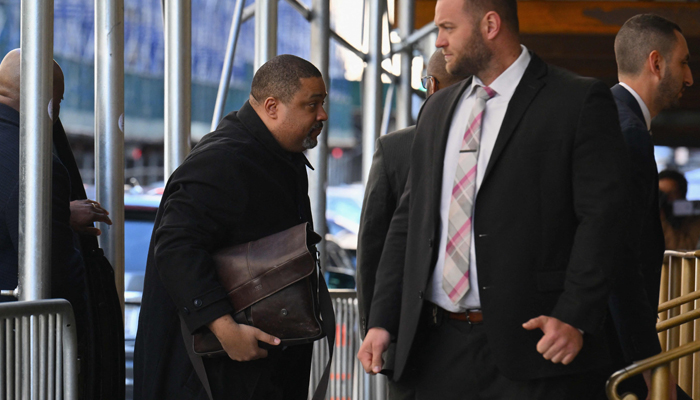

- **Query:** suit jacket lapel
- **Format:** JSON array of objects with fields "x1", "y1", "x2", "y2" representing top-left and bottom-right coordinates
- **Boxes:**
[
  {"x1": 481, "y1": 53, "x2": 547, "y2": 184},
  {"x1": 432, "y1": 77, "x2": 474, "y2": 203}
]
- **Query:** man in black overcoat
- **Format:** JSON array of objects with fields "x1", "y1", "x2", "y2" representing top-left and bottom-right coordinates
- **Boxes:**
[
  {"x1": 134, "y1": 55, "x2": 328, "y2": 400},
  {"x1": 358, "y1": 0, "x2": 630, "y2": 398},
  {"x1": 0, "y1": 50, "x2": 89, "y2": 334},
  {"x1": 606, "y1": 14, "x2": 693, "y2": 400}
]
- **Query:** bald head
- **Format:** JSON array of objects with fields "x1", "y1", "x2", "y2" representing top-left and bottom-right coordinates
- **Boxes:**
[
  {"x1": 0, "y1": 49, "x2": 21, "y2": 111},
  {"x1": 0, "y1": 49, "x2": 65, "y2": 121},
  {"x1": 427, "y1": 50, "x2": 465, "y2": 89}
]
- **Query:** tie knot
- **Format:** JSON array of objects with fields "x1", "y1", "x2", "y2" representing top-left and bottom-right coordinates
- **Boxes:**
[{"x1": 475, "y1": 85, "x2": 497, "y2": 101}]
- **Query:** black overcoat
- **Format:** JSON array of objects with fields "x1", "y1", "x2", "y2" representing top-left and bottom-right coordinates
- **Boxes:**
[{"x1": 134, "y1": 101, "x2": 315, "y2": 399}]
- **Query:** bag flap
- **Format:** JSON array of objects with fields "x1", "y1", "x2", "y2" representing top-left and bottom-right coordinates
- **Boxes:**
[{"x1": 213, "y1": 222, "x2": 318, "y2": 312}]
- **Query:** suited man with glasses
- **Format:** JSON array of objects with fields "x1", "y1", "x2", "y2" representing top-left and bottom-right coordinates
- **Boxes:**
[{"x1": 356, "y1": 49, "x2": 467, "y2": 400}]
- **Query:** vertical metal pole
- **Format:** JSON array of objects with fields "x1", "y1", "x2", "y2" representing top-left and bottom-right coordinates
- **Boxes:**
[
  {"x1": 211, "y1": 0, "x2": 246, "y2": 131},
  {"x1": 164, "y1": 0, "x2": 192, "y2": 178},
  {"x1": 308, "y1": 0, "x2": 330, "y2": 271},
  {"x1": 395, "y1": 0, "x2": 414, "y2": 129},
  {"x1": 679, "y1": 257, "x2": 695, "y2": 392},
  {"x1": 362, "y1": 0, "x2": 383, "y2": 184},
  {"x1": 95, "y1": 0, "x2": 126, "y2": 312},
  {"x1": 19, "y1": 0, "x2": 54, "y2": 301},
  {"x1": 255, "y1": 0, "x2": 278, "y2": 71}
]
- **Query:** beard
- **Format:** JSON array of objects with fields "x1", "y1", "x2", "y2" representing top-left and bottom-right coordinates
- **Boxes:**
[
  {"x1": 447, "y1": 25, "x2": 493, "y2": 78},
  {"x1": 302, "y1": 122, "x2": 323, "y2": 150},
  {"x1": 657, "y1": 67, "x2": 684, "y2": 110}
]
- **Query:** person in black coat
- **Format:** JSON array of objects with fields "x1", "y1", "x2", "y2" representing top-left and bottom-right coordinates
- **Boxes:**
[
  {"x1": 356, "y1": 49, "x2": 467, "y2": 400},
  {"x1": 0, "y1": 50, "x2": 88, "y2": 319},
  {"x1": 358, "y1": 1, "x2": 630, "y2": 398},
  {"x1": 606, "y1": 14, "x2": 693, "y2": 400},
  {"x1": 134, "y1": 55, "x2": 328, "y2": 400}
]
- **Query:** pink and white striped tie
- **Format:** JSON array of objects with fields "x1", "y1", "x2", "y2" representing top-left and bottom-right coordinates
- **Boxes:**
[{"x1": 443, "y1": 85, "x2": 496, "y2": 304}]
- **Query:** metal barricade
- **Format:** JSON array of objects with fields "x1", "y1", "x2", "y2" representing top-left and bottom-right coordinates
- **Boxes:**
[
  {"x1": 309, "y1": 289, "x2": 388, "y2": 400},
  {"x1": 658, "y1": 250, "x2": 700, "y2": 397},
  {"x1": 0, "y1": 299, "x2": 78, "y2": 400}
]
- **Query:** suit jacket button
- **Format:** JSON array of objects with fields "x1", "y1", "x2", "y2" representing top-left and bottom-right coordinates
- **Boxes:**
[
  {"x1": 183, "y1": 307, "x2": 190, "y2": 315},
  {"x1": 193, "y1": 299, "x2": 203, "y2": 307},
  {"x1": 418, "y1": 291, "x2": 424, "y2": 299},
  {"x1": 428, "y1": 239, "x2": 434, "y2": 248}
]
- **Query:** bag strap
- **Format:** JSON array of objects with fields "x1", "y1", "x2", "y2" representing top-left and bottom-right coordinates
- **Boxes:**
[
  {"x1": 180, "y1": 317, "x2": 214, "y2": 400},
  {"x1": 180, "y1": 272, "x2": 336, "y2": 400}
]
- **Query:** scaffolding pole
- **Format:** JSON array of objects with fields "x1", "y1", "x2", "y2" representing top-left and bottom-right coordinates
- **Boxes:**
[
  {"x1": 255, "y1": 0, "x2": 278, "y2": 71},
  {"x1": 164, "y1": 0, "x2": 192, "y2": 178},
  {"x1": 19, "y1": 0, "x2": 54, "y2": 301},
  {"x1": 95, "y1": 0, "x2": 126, "y2": 310},
  {"x1": 361, "y1": 0, "x2": 384, "y2": 183},
  {"x1": 395, "y1": 0, "x2": 414, "y2": 129},
  {"x1": 211, "y1": 0, "x2": 246, "y2": 131},
  {"x1": 308, "y1": 0, "x2": 330, "y2": 270}
]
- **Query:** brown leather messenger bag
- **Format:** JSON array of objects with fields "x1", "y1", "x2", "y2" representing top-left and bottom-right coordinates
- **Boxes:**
[{"x1": 179, "y1": 222, "x2": 335, "y2": 400}]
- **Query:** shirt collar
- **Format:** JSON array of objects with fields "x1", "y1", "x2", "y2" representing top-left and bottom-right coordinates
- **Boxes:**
[
  {"x1": 619, "y1": 82, "x2": 652, "y2": 131},
  {"x1": 469, "y1": 45, "x2": 531, "y2": 100}
]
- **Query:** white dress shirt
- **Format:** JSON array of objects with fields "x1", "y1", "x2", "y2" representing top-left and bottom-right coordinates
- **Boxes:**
[
  {"x1": 619, "y1": 82, "x2": 652, "y2": 131},
  {"x1": 427, "y1": 45, "x2": 532, "y2": 312}
]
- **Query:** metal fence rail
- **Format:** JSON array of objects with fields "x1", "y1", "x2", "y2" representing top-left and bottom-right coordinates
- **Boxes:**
[
  {"x1": 657, "y1": 250, "x2": 700, "y2": 398},
  {"x1": 309, "y1": 289, "x2": 387, "y2": 400},
  {"x1": 0, "y1": 299, "x2": 78, "y2": 400}
]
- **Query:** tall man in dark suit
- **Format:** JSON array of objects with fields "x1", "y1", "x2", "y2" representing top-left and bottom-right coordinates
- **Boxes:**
[
  {"x1": 607, "y1": 14, "x2": 693, "y2": 400},
  {"x1": 134, "y1": 55, "x2": 328, "y2": 400},
  {"x1": 358, "y1": 0, "x2": 629, "y2": 398},
  {"x1": 358, "y1": 50, "x2": 466, "y2": 338},
  {"x1": 357, "y1": 49, "x2": 467, "y2": 400}
]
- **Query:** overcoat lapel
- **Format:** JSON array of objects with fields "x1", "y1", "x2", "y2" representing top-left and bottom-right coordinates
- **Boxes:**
[{"x1": 481, "y1": 54, "x2": 547, "y2": 185}]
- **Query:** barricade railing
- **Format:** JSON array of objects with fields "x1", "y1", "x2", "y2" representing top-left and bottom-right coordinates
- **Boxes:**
[
  {"x1": 607, "y1": 250, "x2": 700, "y2": 399},
  {"x1": 309, "y1": 289, "x2": 388, "y2": 400},
  {"x1": 0, "y1": 299, "x2": 78, "y2": 400}
]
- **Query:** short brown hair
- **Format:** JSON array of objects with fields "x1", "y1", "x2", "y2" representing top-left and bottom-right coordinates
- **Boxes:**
[
  {"x1": 615, "y1": 14, "x2": 682, "y2": 76},
  {"x1": 251, "y1": 54, "x2": 322, "y2": 104},
  {"x1": 463, "y1": 0, "x2": 519, "y2": 34}
]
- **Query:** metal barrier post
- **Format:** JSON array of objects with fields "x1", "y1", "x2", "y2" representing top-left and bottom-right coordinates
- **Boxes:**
[
  {"x1": 164, "y1": 0, "x2": 192, "y2": 178},
  {"x1": 669, "y1": 256, "x2": 683, "y2": 378},
  {"x1": 679, "y1": 257, "x2": 695, "y2": 391},
  {"x1": 652, "y1": 364, "x2": 671, "y2": 400},
  {"x1": 361, "y1": 0, "x2": 384, "y2": 183},
  {"x1": 659, "y1": 256, "x2": 671, "y2": 350},
  {"x1": 95, "y1": 0, "x2": 126, "y2": 313},
  {"x1": 254, "y1": 0, "x2": 277, "y2": 71},
  {"x1": 694, "y1": 257, "x2": 700, "y2": 399},
  {"x1": 19, "y1": 0, "x2": 54, "y2": 302}
]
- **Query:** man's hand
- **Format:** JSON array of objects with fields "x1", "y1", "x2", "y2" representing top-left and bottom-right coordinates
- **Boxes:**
[
  {"x1": 207, "y1": 314, "x2": 280, "y2": 361},
  {"x1": 642, "y1": 369, "x2": 677, "y2": 400},
  {"x1": 69, "y1": 199, "x2": 112, "y2": 236},
  {"x1": 522, "y1": 315, "x2": 583, "y2": 365},
  {"x1": 357, "y1": 327, "x2": 391, "y2": 374}
]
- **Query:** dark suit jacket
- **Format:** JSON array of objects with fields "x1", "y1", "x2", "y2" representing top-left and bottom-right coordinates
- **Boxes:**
[
  {"x1": 608, "y1": 84, "x2": 664, "y2": 363},
  {"x1": 357, "y1": 126, "x2": 414, "y2": 337},
  {"x1": 368, "y1": 53, "x2": 629, "y2": 381},
  {"x1": 0, "y1": 104, "x2": 87, "y2": 315},
  {"x1": 134, "y1": 101, "x2": 315, "y2": 399}
]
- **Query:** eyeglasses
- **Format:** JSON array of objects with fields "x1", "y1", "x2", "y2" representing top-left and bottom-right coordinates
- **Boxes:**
[{"x1": 421, "y1": 75, "x2": 438, "y2": 91}]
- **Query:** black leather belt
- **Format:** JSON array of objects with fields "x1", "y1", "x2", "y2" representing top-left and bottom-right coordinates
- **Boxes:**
[{"x1": 428, "y1": 304, "x2": 483, "y2": 325}]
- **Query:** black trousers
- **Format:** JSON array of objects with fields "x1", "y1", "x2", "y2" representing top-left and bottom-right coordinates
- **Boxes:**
[
  {"x1": 202, "y1": 343, "x2": 313, "y2": 400},
  {"x1": 392, "y1": 309, "x2": 604, "y2": 400}
]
